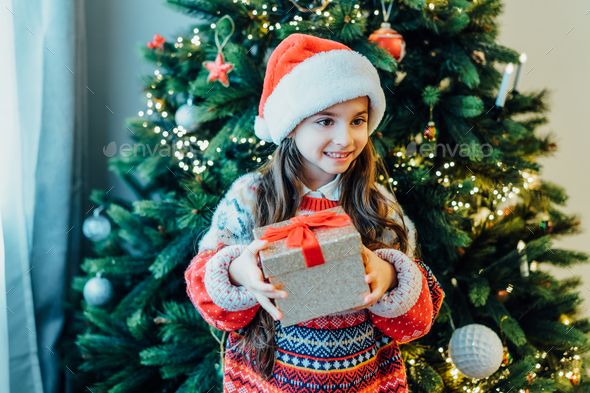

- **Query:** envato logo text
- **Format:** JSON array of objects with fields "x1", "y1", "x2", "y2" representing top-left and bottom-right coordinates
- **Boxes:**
[
  {"x1": 405, "y1": 141, "x2": 493, "y2": 158},
  {"x1": 103, "y1": 141, "x2": 173, "y2": 158}
]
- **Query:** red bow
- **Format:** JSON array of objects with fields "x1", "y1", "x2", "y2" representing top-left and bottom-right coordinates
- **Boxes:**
[{"x1": 261, "y1": 211, "x2": 352, "y2": 268}]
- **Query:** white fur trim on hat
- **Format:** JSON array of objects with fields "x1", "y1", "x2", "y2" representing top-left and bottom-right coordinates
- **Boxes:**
[
  {"x1": 254, "y1": 115, "x2": 271, "y2": 142},
  {"x1": 254, "y1": 49, "x2": 386, "y2": 145}
]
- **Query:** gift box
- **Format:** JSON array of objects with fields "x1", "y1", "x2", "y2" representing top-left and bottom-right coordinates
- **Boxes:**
[{"x1": 252, "y1": 206, "x2": 370, "y2": 327}]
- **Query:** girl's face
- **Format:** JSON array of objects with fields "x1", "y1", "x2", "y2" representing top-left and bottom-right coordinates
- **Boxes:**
[{"x1": 287, "y1": 96, "x2": 369, "y2": 187}]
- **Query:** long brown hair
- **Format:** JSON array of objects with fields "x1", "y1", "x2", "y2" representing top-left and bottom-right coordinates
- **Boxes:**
[{"x1": 233, "y1": 136, "x2": 412, "y2": 380}]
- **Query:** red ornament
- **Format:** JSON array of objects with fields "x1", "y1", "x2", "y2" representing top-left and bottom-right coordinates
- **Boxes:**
[
  {"x1": 203, "y1": 52, "x2": 234, "y2": 87},
  {"x1": 369, "y1": 22, "x2": 406, "y2": 62},
  {"x1": 424, "y1": 121, "x2": 437, "y2": 141},
  {"x1": 147, "y1": 34, "x2": 166, "y2": 50}
]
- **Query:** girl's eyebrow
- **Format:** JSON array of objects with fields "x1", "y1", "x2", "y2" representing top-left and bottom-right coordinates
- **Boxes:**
[{"x1": 315, "y1": 110, "x2": 368, "y2": 117}]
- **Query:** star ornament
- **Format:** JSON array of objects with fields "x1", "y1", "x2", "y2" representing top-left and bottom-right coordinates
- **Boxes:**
[{"x1": 203, "y1": 52, "x2": 234, "y2": 87}]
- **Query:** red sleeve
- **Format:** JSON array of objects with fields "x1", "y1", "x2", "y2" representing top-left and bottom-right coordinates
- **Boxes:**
[
  {"x1": 184, "y1": 243, "x2": 260, "y2": 331},
  {"x1": 367, "y1": 249, "x2": 444, "y2": 343}
]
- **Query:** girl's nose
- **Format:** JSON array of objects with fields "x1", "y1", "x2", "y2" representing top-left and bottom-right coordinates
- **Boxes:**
[{"x1": 332, "y1": 124, "x2": 354, "y2": 146}]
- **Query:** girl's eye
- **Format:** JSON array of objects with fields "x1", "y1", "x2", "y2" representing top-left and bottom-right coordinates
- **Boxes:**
[
  {"x1": 317, "y1": 119, "x2": 334, "y2": 127},
  {"x1": 352, "y1": 118, "x2": 366, "y2": 126}
]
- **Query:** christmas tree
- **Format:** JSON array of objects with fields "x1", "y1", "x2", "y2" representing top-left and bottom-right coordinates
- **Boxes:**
[{"x1": 66, "y1": 0, "x2": 590, "y2": 392}]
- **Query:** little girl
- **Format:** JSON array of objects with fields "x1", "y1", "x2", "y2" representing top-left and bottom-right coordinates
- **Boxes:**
[{"x1": 185, "y1": 33, "x2": 443, "y2": 392}]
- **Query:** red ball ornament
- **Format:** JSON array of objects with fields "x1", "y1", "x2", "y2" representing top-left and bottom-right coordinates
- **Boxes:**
[
  {"x1": 369, "y1": 23, "x2": 406, "y2": 62},
  {"x1": 424, "y1": 121, "x2": 437, "y2": 142}
]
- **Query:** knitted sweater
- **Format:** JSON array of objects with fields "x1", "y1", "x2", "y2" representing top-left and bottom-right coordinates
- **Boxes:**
[{"x1": 185, "y1": 172, "x2": 444, "y2": 393}]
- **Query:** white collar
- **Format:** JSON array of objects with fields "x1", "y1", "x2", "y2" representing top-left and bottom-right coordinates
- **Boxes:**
[{"x1": 301, "y1": 174, "x2": 342, "y2": 201}]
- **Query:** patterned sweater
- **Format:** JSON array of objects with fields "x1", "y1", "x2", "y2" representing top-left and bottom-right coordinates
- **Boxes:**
[{"x1": 185, "y1": 172, "x2": 444, "y2": 393}]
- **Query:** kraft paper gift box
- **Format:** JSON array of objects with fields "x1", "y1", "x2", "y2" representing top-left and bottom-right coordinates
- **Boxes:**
[{"x1": 252, "y1": 206, "x2": 370, "y2": 327}]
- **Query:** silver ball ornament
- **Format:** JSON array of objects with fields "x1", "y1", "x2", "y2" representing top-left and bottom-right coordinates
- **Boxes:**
[
  {"x1": 174, "y1": 97, "x2": 200, "y2": 132},
  {"x1": 448, "y1": 324, "x2": 503, "y2": 379},
  {"x1": 83, "y1": 272, "x2": 113, "y2": 307},
  {"x1": 83, "y1": 206, "x2": 111, "y2": 241}
]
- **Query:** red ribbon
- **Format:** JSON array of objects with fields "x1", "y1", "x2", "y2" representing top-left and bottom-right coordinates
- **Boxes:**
[{"x1": 261, "y1": 211, "x2": 352, "y2": 268}]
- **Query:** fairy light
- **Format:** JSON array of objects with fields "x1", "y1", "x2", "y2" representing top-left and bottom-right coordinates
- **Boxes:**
[
  {"x1": 211, "y1": 23, "x2": 216, "y2": 28},
  {"x1": 142, "y1": 122, "x2": 148, "y2": 127},
  {"x1": 138, "y1": 111, "x2": 144, "y2": 116},
  {"x1": 161, "y1": 111, "x2": 168, "y2": 118},
  {"x1": 154, "y1": 126, "x2": 161, "y2": 133},
  {"x1": 147, "y1": 109, "x2": 153, "y2": 115}
]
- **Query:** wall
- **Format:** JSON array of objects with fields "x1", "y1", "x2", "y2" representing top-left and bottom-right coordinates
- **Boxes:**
[{"x1": 498, "y1": 0, "x2": 590, "y2": 311}]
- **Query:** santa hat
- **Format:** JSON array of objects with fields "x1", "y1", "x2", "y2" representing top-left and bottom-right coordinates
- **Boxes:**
[{"x1": 254, "y1": 33, "x2": 386, "y2": 145}]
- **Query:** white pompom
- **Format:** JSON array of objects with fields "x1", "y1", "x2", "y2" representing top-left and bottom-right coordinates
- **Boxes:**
[{"x1": 448, "y1": 324, "x2": 503, "y2": 379}]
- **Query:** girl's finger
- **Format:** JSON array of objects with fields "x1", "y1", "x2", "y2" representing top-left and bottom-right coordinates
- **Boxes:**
[
  {"x1": 262, "y1": 289, "x2": 289, "y2": 299},
  {"x1": 256, "y1": 295, "x2": 283, "y2": 320},
  {"x1": 364, "y1": 272, "x2": 377, "y2": 284},
  {"x1": 251, "y1": 280, "x2": 284, "y2": 297},
  {"x1": 364, "y1": 286, "x2": 386, "y2": 305},
  {"x1": 252, "y1": 281, "x2": 275, "y2": 292},
  {"x1": 248, "y1": 239, "x2": 269, "y2": 254}
]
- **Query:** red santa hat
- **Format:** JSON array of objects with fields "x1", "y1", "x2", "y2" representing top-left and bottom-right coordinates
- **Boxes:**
[{"x1": 254, "y1": 33, "x2": 386, "y2": 145}]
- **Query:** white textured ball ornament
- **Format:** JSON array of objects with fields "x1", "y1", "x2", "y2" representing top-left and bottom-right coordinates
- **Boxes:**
[
  {"x1": 83, "y1": 206, "x2": 111, "y2": 242},
  {"x1": 174, "y1": 97, "x2": 200, "y2": 132},
  {"x1": 448, "y1": 324, "x2": 503, "y2": 379},
  {"x1": 83, "y1": 273, "x2": 113, "y2": 307}
]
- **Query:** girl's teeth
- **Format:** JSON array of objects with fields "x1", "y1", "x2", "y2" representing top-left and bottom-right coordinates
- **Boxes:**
[{"x1": 326, "y1": 152, "x2": 349, "y2": 158}]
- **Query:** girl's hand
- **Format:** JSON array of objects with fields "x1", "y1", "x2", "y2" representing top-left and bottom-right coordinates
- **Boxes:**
[
  {"x1": 228, "y1": 239, "x2": 288, "y2": 321},
  {"x1": 352, "y1": 245, "x2": 398, "y2": 310}
]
